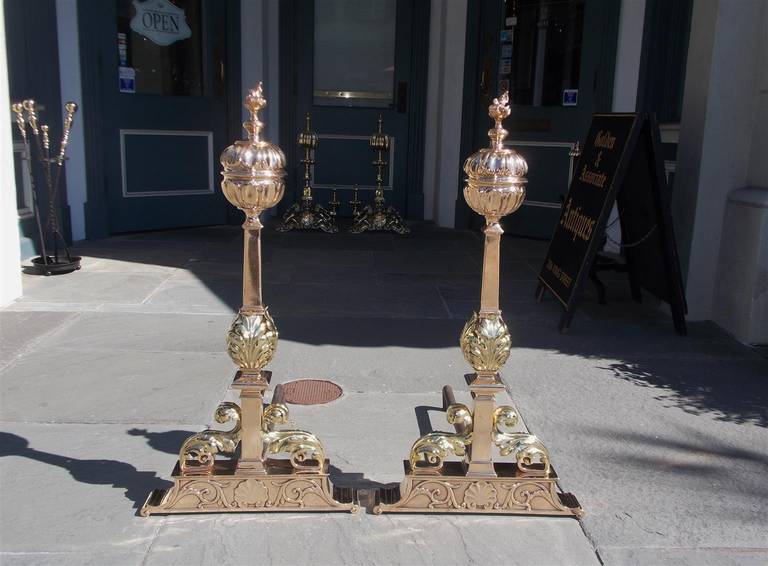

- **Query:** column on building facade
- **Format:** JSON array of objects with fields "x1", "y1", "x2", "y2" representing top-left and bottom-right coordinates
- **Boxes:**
[
  {"x1": 0, "y1": 5, "x2": 23, "y2": 305},
  {"x1": 674, "y1": 0, "x2": 768, "y2": 325}
]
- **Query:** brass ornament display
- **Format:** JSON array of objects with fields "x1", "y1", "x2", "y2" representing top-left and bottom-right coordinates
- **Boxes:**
[
  {"x1": 142, "y1": 84, "x2": 356, "y2": 515},
  {"x1": 349, "y1": 114, "x2": 410, "y2": 234},
  {"x1": 277, "y1": 113, "x2": 338, "y2": 233},
  {"x1": 374, "y1": 93, "x2": 583, "y2": 517}
]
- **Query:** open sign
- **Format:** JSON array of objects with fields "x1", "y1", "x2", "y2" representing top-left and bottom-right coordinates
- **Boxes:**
[{"x1": 130, "y1": 0, "x2": 192, "y2": 47}]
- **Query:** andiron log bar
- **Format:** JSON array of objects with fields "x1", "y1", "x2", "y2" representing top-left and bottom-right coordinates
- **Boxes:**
[
  {"x1": 374, "y1": 93, "x2": 582, "y2": 516},
  {"x1": 141, "y1": 84, "x2": 356, "y2": 515}
]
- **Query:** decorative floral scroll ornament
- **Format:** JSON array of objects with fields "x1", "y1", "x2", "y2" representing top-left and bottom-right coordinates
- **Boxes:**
[
  {"x1": 226, "y1": 309, "x2": 278, "y2": 371},
  {"x1": 179, "y1": 402, "x2": 241, "y2": 475},
  {"x1": 409, "y1": 404, "x2": 474, "y2": 473},
  {"x1": 492, "y1": 405, "x2": 551, "y2": 476},
  {"x1": 460, "y1": 312, "x2": 512, "y2": 375},
  {"x1": 261, "y1": 402, "x2": 325, "y2": 472}
]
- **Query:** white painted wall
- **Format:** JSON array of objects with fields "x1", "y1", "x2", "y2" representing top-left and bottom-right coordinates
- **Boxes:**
[
  {"x1": 422, "y1": 0, "x2": 467, "y2": 227},
  {"x1": 56, "y1": 0, "x2": 87, "y2": 241},
  {"x1": 612, "y1": 0, "x2": 646, "y2": 113},
  {"x1": 746, "y1": 7, "x2": 768, "y2": 189},
  {"x1": 0, "y1": 6, "x2": 23, "y2": 305},
  {"x1": 605, "y1": 0, "x2": 647, "y2": 252},
  {"x1": 675, "y1": 0, "x2": 766, "y2": 321}
]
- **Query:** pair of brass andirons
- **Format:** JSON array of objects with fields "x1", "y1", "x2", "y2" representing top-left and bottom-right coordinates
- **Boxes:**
[
  {"x1": 141, "y1": 84, "x2": 582, "y2": 518},
  {"x1": 276, "y1": 113, "x2": 409, "y2": 235}
]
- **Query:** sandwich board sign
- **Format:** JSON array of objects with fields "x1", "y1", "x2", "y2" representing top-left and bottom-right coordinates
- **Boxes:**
[{"x1": 536, "y1": 113, "x2": 687, "y2": 334}]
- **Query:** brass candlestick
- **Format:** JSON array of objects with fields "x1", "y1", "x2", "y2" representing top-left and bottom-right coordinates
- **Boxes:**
[
  {"x1": 349, "y1": 114, "x2": 409, "y2": 234},
  {"x1": 142, "y1": 84, "x2": 356, "y2": 516},
  {"x1": 374, "y1": 93, "x2": 582, "y2": 516},
  {"x1": 277, "y1": 113, "x2": 338, "y2": 233}
]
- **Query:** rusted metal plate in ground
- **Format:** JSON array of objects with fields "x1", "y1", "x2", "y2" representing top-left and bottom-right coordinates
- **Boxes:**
[{"x1": 281, "y1": 379, "x2": 343, "y2": 405}]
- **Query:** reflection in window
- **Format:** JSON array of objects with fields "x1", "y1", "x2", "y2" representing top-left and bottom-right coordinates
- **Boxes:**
[
  {"x1": 500, "y1": 0, "x2": 584, "y2": 107},
  {"x1": 314, "y1": 0, "x2": 396, "y2": 107},
  {"x1": 116, "y1": 0, "x2": 204, "y2": 96}
]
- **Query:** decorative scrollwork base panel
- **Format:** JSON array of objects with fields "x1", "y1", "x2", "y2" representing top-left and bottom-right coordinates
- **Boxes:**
[
  {"x1": 373, "y1": 462, "x2": 582, "y2": 517},
  {"x1": 141, "y1": 459, "x2": 358, "y2": 515}
]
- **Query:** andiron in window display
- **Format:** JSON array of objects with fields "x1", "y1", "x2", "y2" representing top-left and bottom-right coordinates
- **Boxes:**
[
  {"x1": 374, "y1": 93, "x2": 582, "y2": 517},
  {"x1": 277, "y1": 113, "x2": 338, "y2": 233},
  {"x1": 349, "y1": 114, "x2": 409, "y2": 235},
  {"x1": 141, "y1": 84, "x2": 356, "y2": 515}
]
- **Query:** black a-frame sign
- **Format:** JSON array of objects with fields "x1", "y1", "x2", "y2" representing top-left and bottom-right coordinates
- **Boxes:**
[{"x1": 536, "y1": 113, "x2": 688, "y2": 334}]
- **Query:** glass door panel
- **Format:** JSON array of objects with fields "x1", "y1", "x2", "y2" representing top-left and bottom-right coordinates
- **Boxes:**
[{"x1": 313, "y1": 0, "x2": 397, "y2": 107}]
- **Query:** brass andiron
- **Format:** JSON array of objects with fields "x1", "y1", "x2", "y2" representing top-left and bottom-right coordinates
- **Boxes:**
[
  {"x1": 141, "y1": 84, "x2": 356, "y2": 515},
  {"x1": 349, "y1": 114, "x2": 409, "y2": 234},
  {"x1": 277, "y1": 113, "x2": 338, "y2": 233},
  {"x1": 374, "y1": 93, "x2": 582, "y2": 516},
  {"x1": 350, "y1": 185, "x2": 362, "y2": 217}
]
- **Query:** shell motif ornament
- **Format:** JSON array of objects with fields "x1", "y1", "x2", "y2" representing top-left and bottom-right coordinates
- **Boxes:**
[
  {"x1": 226, "y1": 310, "x2": 278, "y2": 371},
  {"x1": 460, "y1": 312, "x2": 512, "y2": 375}
]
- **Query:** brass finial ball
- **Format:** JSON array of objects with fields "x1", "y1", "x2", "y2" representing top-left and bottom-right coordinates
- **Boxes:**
[{"x1": 462, "y1": 91, "x2": 527, "y2": 224}]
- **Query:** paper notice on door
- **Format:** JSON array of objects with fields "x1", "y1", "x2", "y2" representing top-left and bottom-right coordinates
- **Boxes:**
[
  {"x1": 119, "y1": 67, "x2": 136, "y2": 94},
  {"x1": 562, "y1": 89, "x2": 578, "y2": 106}
]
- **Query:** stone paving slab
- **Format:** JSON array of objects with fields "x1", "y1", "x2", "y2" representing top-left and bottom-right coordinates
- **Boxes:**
[{"x1": 0, "y1": 347, "x2": 231, "y2": 424}]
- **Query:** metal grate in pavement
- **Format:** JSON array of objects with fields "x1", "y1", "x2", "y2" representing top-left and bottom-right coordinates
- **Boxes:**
[{"x1": 281, "y1": 379, "x2": 343, "y2": 405}]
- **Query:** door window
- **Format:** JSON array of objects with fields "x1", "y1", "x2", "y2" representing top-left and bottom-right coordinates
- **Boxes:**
[
  {"x1": 116, "y1": 0, "x2": 204, "y2": 96},
  {"x1": 501, "y1": 0, "x2": 584, "y2": 107},
  {"x1": 313, "y1": 0, "x2": 397, "y2": 107}
]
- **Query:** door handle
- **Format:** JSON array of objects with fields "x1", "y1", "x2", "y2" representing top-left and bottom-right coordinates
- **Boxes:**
[{"x1": 396, "y1": 81, "x2": 408, "y2": 113}]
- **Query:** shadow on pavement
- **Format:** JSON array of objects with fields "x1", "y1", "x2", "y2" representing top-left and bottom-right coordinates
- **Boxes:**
[{"x1": 0, "y1": 431, "x2": 172, "y2": 511}]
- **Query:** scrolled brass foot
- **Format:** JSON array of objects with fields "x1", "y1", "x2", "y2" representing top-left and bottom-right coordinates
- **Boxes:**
[{"x1": 179, "y1": 402, "x2": 242, "y2": 475}]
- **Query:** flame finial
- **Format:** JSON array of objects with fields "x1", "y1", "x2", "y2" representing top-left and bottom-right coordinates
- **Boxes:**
[
  {"x1": 488, "y1": 91, "x2": 511, "y2": 150},
  {"x1": 243, "y1": 82, "x2": 267, "y2": 143}
]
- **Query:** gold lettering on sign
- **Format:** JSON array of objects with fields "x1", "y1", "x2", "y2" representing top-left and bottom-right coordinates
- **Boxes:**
[
  {"x1": 559, "y1": 198, "x2": 596, "y2": 243},
  {"x1": 545, "y1": 258, "x2": 573, "y2": 289},
  {"x1": 594, "y1": 130, "x2": 616, "y2": 149},
  {"x1": 578, "y1": 165, "x2": 607, "y2": 189}
]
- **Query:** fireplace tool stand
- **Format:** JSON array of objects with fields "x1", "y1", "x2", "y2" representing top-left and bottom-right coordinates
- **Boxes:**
[
  {"x1": 374, "y1": 93, "x2": 582, "y2": 517},
  {"x1": 277, "y1": 113, "x2": 338, "y2": 233},
  {"x1": 12, "y1": 100, "x2": 81, "y2": 275},
  {"x1": 349, "y1": 114, "x2": 409, "y2": 235},
  {"x1": 141, "y1": 84, "x2": 356, "y2": 515}
]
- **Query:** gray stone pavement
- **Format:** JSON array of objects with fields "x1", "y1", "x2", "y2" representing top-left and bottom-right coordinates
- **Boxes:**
[{"x1": 1, "y1": 223, "x2": 766, "y2": 565}]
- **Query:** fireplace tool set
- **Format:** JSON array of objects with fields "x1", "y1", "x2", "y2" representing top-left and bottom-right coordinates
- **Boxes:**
[
  {"x1": 142, "y1": 84, "x2": 581, "y2": 518},
  {"x1": 277, "y1": 112, "x2": 409, "y2": 234},
  {"x1": 11, "y1": 99, "x2": 81, "y2": 275}
]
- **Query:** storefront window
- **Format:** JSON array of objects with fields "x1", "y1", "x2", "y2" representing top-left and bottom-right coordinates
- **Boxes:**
[
  {"x1": 116, "y1": 0, "x2": 204, "y2": 96},
  {"x1": 500, "y1": 0, "x2": 584, "y2": 107},
  {"x1": 313, "y1": 0, "x2": 397, "y2": 107}
]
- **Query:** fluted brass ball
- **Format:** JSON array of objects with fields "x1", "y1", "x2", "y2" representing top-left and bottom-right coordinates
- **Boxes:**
[
  {"x1": 463, "y1": 91, "x2": 527, "y2": 224},
  {"x1": 220, "y1": 82, "x2": 286, "y2": 217}
]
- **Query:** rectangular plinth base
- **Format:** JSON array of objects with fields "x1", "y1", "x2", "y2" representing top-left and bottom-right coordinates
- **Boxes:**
[
  {"x1": 373, "y1": 461, "x2": 583, "y2": 517},
  {"x1": 141, "y1": 459, "x2": 358, "y2": 515}
]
